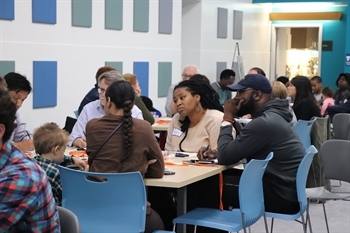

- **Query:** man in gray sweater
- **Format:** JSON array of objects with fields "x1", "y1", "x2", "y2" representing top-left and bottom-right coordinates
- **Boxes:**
[{"x1": 218, "y1": 74, "x2": 305, "y2": 214}]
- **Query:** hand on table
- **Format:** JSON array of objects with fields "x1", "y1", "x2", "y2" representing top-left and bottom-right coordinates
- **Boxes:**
[
  {"x1": 73, "y1": 137, "x2": 86, "y2": 149},
  {"x1": 72, "y1": 157, "x2": 86, "y2": 170},
  {"x1": 197, "y1": 147, "x2": 217, "y2": 160}
]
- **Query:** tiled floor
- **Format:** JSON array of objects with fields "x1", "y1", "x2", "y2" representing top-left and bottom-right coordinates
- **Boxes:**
[{"x1": 250, "y1": 181, "x2": 350, "y2": 233}]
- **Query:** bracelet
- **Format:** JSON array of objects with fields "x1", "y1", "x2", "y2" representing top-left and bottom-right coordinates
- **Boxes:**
[{"x1": 222, "y1": 119, "x2": 234, "y2": 123}]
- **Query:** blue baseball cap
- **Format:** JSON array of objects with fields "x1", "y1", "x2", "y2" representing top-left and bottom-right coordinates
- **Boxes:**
[{"x1": 227, "y1": 74, "x2": 272, "y2": 94}]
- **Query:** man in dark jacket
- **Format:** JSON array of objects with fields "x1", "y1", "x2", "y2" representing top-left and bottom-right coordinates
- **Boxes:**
[
  {"x1": 327, "y1": 97, "x2": 350, "y2": 121},
  {"x1": 218, "y1": 74, "x2": 305, "y2": 214}
]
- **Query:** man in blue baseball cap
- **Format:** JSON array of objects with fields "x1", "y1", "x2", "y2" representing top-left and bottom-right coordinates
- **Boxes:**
[{"x1": 215, "y1": 74, "x2": 306, "y2": 215}]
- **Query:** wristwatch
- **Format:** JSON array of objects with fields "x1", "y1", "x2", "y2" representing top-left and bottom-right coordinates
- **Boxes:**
[{"x1": 221, "y1": 121, "x2": 233, "y2": 127}]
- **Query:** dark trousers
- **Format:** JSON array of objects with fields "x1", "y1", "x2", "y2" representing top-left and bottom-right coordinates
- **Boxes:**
[{"x1": 145, "y1": 208, "x2": 165, "y2": 233}]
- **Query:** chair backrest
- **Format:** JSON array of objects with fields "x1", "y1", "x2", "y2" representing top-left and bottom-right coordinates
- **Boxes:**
[
  {"x1": 58, "y1": 206, "x2": 81, "y2": 233},
  {"x1": 296, "y1": 145, "x2": 318, "y2": 214},
  {"x1": 57, "y1": 166, "x2": 147, "y2": 233},
  {"x1": 239, "y1": 152, "x2": 273, "y2": 227},
  {"x1": 63, "y1": 116, "x2": 77, "y2": 134},
  {"x1": 332, "y1": 113, "x2": 350, "y2": 140},
  {"x1": 295, "y1": 118, "x2": 317, "y2": 150},
  {"x1": 320, "y1": 140, "x2": 350, "y2": 183}
]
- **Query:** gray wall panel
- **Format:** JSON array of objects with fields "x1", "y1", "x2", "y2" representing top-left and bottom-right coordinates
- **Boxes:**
[
  {"x1": 217, "y1": 8, "x2": 228, "y2": 39},
  {"x1": 159, "y1": 0, "x2": 173, "y2": 34}
]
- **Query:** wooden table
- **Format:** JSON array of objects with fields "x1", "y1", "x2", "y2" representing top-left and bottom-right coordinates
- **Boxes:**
[
  {"x1": 144, "y1": 154, "x2": 243, "y2": 233},
  {"x1": 152, "y1": 117, "x2": 172, "y2": 150}
]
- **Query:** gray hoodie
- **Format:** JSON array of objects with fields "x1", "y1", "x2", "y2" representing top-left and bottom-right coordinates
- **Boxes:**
[{"x1": 218, "y1": 98, "x2": 305, "y2": 202}]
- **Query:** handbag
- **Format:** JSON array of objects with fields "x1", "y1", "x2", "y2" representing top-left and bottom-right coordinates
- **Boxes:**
[{"x1": 88, "y1": 122, "x2": 124, "y2": 166}]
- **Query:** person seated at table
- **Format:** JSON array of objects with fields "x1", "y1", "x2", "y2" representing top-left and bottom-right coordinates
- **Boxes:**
[
  {"x1": 211, "y1": 69, "x2": 236, "y2": 105},
  {"x1": 68, "y1": 70, "x2": 143, "y2": 148},
  {"x1": 33, "y1": 122, "x2": 86, "y2": 206},
  {"x1": 248, "y1": 67, "x2": 266, "y2": 76},
  {"x1": 217, "y1": 74, "x2": 305, "y2": 214},
  {"x1": 287, "y1": 76, "x2": 321, "y2": 120},
  {"x1": 85, "y1": 80, "x2": 165, "y2": 233},
  {"x1": 333, "y1": 73, "x2": 350, "y2": 105},
  {"x1": 165, "y1": 80, "x2": 227, "y2": 157},
  {"x1": 0, "y1": 86, "x2": 60, "y2": 232},
  {"x1": 4, "y1": 72, "x2": 34, "y2": 151},
  {"x1": 189, "y1": 73, "x2": 210, "y2": 85},
  {"x1": 141, "y1": 96, "x2": 162, "y2": 117},
  {"x1": 77, "y1": 66, "x2": 116, "y2": 115},
  {"x1": 123, "y1": 73, "x2": 154, "y2": 125}
]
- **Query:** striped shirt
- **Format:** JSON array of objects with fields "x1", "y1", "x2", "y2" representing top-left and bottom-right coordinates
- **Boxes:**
[{"x1": 0, "y1": 142, "x2": 59, "y2": 233}]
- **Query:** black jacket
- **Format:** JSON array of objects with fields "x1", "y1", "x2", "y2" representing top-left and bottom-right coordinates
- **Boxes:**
[{"x1": 218, "y1": 99, "x2": 305, "y2": 202}]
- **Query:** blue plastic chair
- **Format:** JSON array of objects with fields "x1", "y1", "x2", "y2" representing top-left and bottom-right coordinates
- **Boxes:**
[
  {"x1": 57, "y1": 166, "x2": 146, "y2": 233},
  {"x1": 266, "y1": 145, "x2": 318, "y2": 233},
  {"x1": 294, "y1": 118, "x2": 317, "y2": 150},
  {"x1": 172, "y1": 153, "x2": 274, "y2": 233}
]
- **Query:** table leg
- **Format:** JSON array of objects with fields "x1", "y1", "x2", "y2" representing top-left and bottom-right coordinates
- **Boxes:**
[{"x1": 177, "y1": 186, "x2": 187, "y2": 233}]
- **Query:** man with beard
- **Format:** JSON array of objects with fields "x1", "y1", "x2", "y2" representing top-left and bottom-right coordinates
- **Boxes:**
[{"x1": 217, "y1": 74, "x2": 305, "y2": 214}]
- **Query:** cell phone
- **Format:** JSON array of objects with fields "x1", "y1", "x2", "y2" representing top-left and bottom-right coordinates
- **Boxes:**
[
  {"x1": 190, "y1": 159, "x2": 215, "y2": 164},
  {"x1": 175, "y1": 152, "x2": 189, "y2": 157},
  {"x1": 164, "y1": 170, "x2": 176, "y2": 175}
]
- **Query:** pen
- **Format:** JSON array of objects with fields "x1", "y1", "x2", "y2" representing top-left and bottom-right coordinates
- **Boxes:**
[{"x1": 205, "y1": 145, "x2": 210, "y2": 152}]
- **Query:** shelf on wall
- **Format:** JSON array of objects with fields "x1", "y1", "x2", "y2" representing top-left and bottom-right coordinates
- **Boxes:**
[{"x1": 269, "y1": 12, "x2": 342, "y2": 21}]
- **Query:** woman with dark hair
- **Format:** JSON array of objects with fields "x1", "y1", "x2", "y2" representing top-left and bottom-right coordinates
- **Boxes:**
[
  {"x1": 287, "y1": 76, "x2": 321, "y2": 120},
  {"x1": 165, "y1": 80, "x2": 229, "y2": 158},
  {"x1": 85, "y1": 81, "x2": 165, "y2": 233},
  {"x1": 333, "y1": 73, "x2": 350, "y2": 105}
]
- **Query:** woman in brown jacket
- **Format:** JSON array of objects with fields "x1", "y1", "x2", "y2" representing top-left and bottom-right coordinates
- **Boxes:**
[{"x1": 86, "y1": 80, "x2": 165, "y2": 233}]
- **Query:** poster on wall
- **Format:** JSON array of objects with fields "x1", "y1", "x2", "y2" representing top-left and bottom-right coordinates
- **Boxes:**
[{"x1": 346, "y1": 53, "x2": 350, "y2": 67}]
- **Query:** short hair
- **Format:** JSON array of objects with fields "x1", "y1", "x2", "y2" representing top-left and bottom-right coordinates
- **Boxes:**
[
  {"x1": 183, "y1": 64, "x2": 199, "y2": 73},
  {"x1": 0, "y1": 76, "x2": 7, "y2": 88},
  {"x1": 311, "y1": 76, "x2": 322, "y2": 83},
  {"x1": 0, "y1": 87, "x2": 17, "y2": 143},
  {"x1": 276, "y1": 76, "x2": 289, "y2": 85},
  {"x1": 220, "y1": 69, "x2": 236, "y2": 81},
  {"x1": 322, "y1": 86, "x2": 333, "y2": 98},
  {"x1": 271, "y1": 81, "x2": 288, "y2": 99},
  {"x1": 123, "y1": 73, "x2": 137, "y2": 85},
  {"x1": 4, "y1": 72, "x2": 32, "y2": 94},
  {"x1": 98, "y1": 70, "x2": 124, "y2": 85},
  {"x1": 189, "y1": 74, "x2": 210, "y2": 85},
  {"x1": 95, "y1": 66, "x2": 116, "y2": 83},
  {"x1": 335, "y1": 73, "x2": 350, "y2": 87},
  {"x1": 249, "y1": 67, "x2": 266, "y2": 77},
  {"x1": 33, "y1": 122, "x2": 69, "y2": 155}
]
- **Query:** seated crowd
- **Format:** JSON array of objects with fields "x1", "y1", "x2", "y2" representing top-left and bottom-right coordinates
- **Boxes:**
[{"x1": 0, "y1": 65, "x2": 349, "y2": 232}]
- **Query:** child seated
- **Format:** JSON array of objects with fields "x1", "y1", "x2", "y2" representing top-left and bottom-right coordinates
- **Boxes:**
[
  {"x1": 320, "y1": 86, "x2": 335, "y2": 116},
  {"x1": 33, "y1": 122, "x2": 86, "y2": 206}
]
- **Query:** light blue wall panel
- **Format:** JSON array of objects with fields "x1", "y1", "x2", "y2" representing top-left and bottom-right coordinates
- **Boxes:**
[
  {"x1": 158, "y1": 0, "x2": 173, "y2": 34},
  {"x1": 72, "y1": 0, "x2": 92, "y2": 27},
  {"x1": 217, "y1": 8, "x2": 228, "y2": 39},
  {"x1": 133, "y1": 0, "x2": 149, "y2": 32},
  {"x1": 158, "y1": 62, "x2": 172, "y2": 97},
  {"x1": 0, "y1": 61, "x2": 15, "y2": 76},
  {"x1": 0, "y1": 0, "x2": 14, "y2": 20},
  {"x1": 133, "y1": 62, "x2": 149, "y2": 96},
  {"x1": 32, "y1": 0, "x2": 56, "y2": 24},
  {"x1": 216, "y1": 62, "x2": 227, "y2": 82},
  {"x1": 33, "y1": 61, "x2": 57, "y2": 108},
  {"x1": 105, "y1": 0, "x2": 123, "y2": 30},
  {"x1": 105, "y1": 61, "x2": 123, "y2": 74},
  {"x1": 233, "y1": 10, "x2": 243, "y2": 40}
]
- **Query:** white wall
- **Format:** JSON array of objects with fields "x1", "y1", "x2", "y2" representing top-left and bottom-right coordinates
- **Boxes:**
[{"x1": 0, "y1": 0, "x2": 271, "y2": 132}]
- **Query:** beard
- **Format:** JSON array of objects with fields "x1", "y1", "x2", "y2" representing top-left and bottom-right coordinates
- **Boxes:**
[{"x1": 236, "y1": 95, "x2": 255, "y2": 117}]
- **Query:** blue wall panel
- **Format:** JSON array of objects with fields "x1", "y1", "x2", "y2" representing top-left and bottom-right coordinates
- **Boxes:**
[
  {"x1": 0, "y1": 0, "x2": 14, "y2": 20},
  {"x1": 33, "y1": 61, "x2": 57, "y2": 108},
  {"x1": 32, "y1": 0, "x2": 57, "y2": 24},
  {"x1": 133, "y1": 62, "x2": 149, "y2": 97}
]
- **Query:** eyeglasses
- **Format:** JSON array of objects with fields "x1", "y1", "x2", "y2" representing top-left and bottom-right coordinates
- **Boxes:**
[
  {"x1": 236, "y1": 88, "x2": 256, "y2": 95},
  {"x1": 97, "y1": 87, "x2": 106, "y2": 94},
  {"x1": 182, "y1": 74, "x2": 192, "y2": 79}
]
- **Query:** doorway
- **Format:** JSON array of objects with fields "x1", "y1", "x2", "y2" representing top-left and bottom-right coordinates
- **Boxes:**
[{"x1": 270, "y1": 24, "x2": 323, "y2": 81}]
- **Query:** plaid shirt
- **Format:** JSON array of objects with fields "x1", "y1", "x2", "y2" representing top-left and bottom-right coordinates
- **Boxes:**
[
  {"x1": 34, "y1": 155, "x2": 74, "y2": 206},
  {"x1": 0, "y1": 142, "x2": 60, "y2": 233}
]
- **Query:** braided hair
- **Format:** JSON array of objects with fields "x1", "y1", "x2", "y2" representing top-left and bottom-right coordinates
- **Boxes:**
[
  {"x1": 174, "y1": 80, "x2": 223, "y2": 151},
  {"x1": 105, "y1": 81, "x2": 134, "y2": 160}
]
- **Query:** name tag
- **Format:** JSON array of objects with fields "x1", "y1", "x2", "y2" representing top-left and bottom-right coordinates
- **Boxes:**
[
  {"x1": 344, "y1": 99, "x2": 348, "y2": 104},
  {"x1": 171, "y1": 128, "x2": 183, "y2": 137}
]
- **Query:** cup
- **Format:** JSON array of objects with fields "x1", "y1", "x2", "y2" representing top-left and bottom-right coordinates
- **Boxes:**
[{"x1": 165, "y1": 147, "x2": 177, "y2": 159}]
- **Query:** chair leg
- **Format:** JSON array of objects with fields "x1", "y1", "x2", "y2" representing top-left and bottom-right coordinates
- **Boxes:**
[
  {"x1": 193, "y1": 225, "x2": 197, "y2": 233},
  {"x1": 270, "y1": 218, "x2": 274, "y2": 233},
  {"x1": 300, "y1": 212, "x2": 307, "y2": 233},
  {"x1": 322, "y1": 202, "x2": 330, "y2": 233},
  {"x1": 306, "y1": 202, "x2": 313, "y2": 233},
  {"x1": 263, "y1": 214, "x2": 269, "y2": 233},
  {"x1": 172, "y1": 223, "x2": 176, "y2": 232}
]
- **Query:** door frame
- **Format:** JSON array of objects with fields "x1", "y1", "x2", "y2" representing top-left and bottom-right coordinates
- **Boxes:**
[{"x1": 270, "y1": 23, "x2": 323, "y2": 80}]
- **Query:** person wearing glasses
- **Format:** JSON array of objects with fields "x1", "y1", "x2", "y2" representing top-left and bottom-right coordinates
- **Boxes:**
[
  {"x1": 4, "y1": 72, "x2": 34, "y2": 152},
  {"x1": 164, "y1": 65, "x2": 199, "y2": 116},
  {"x1": 217, "y1": 74, "x2": 305, "y2": 215},
  {"x1": 68, "y1": 70, "x2": 143, "y2": 148}
]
